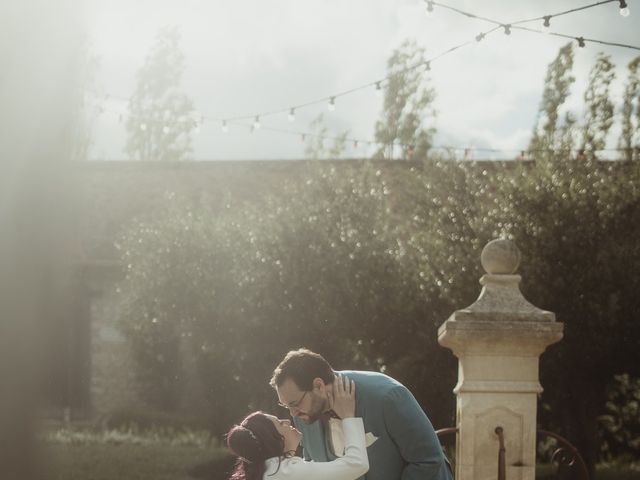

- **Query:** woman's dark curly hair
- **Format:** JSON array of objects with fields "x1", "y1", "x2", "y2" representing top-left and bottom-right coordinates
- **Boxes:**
[{"x1": 226, "y1": 411, "x2": 289, "y2": 480}]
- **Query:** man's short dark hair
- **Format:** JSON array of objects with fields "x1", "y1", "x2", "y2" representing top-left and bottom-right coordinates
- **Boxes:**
[{"x1": 270, "y1": 348, "x2": 335, "y2": 390}]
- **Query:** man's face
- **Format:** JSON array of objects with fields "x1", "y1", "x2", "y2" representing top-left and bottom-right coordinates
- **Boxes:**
[{"x1": 276, "y1": 377, "x2": 328, "y2": 424}]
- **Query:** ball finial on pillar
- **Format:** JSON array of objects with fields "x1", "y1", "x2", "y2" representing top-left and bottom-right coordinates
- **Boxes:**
[{"x1": 481, "y1": 239, "x2": 521, "y2": 274}]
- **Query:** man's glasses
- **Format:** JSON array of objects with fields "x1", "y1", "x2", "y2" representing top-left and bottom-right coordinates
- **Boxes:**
[{"x1": 278, "y1": 390, "x2": 308, "y2": 410}]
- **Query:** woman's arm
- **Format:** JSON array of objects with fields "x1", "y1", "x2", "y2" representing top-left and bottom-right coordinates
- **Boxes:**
[{"x1": 272, "y1": 417, "x2": 369, "y2": 480}]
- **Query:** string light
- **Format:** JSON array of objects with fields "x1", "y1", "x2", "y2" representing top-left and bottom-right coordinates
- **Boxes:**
[
  {"x1": 619, "y1": 0, "x2": 630, "y2": 16},
  {"x1": 431, "y1": 1, "x2": 640, "y2": 51},
  {"x1": 98, "y1": 103, "x2": 637, "y2": 159},
  {"x1": 89, "y1": 0, "x2": 640, "y2": 151},
  {"x1": 426, "y1": 1, "x2": 434, "y2": 14},
  {"x1": 542, "y1": 16, "x2": 551, "y2": 32},
  {"x1": 149, "y1": 1, "x2": 640, "y2": 129},
  {"x1": 221, "y1": 120, "x2": 229, "y2": 133},
  {"x1": 288, "y1": 108, "x2": 295, "y2": 122}
]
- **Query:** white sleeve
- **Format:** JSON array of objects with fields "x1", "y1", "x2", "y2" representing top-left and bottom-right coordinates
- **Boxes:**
[{"x1": 272, "y1": 418, "x2": 369, "y2": 480}]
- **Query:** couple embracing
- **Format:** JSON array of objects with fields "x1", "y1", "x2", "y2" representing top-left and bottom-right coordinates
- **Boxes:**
[{"x1": 226, "y1": 348, "x2": 453, "y2": 480}]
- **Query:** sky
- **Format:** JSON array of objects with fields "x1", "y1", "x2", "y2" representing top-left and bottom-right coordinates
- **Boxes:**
[{"x1": 86, "y1": 0, "x2": 640, "y2": 161}]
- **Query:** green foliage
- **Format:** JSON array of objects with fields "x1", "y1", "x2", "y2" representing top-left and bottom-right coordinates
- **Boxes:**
[
  {"x1": 125, "y1": 26, "x2": 197, "y2": 161},
  {"x1": 43, "y1": 426, "x2": 212, "y2": 448},
  {"x1": 70, "y1": 43, "x2": 101, "y2": 162},
  {"x1": 619, "y1": 57, "x2": 640, "y2": 161},
  {"x1": 529, "y1": 42, "x2": 576, "y2": 156},
  {"x1": 374, "y1": 39, "x2": 436, "y2": 160},
  {"x1": 115, "y1": 155, "x2": 640, "y2": 468},
  {"x1": 44, "y1": 442, "x2": 220, "y2": 480},
  {"x1": 100, "y1": 406, "x2": 206, "y2": 432},
  {"x1": 582, "y1": 53, "x2": 616, "y2": 158},
  {"x1": 304, "y1": 114, "x2": 349, "y2": 159},
  {"x1": 115, "y1": 162, "x2": 459, "y2": 434},
  {"x1": 599, "y1": 374, "x2": 640, "y2": 463}
]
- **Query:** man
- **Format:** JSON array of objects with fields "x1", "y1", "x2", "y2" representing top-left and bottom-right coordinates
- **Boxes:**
[{"x1": 271, "y1": 348, "x2": 452, "y2": 480}]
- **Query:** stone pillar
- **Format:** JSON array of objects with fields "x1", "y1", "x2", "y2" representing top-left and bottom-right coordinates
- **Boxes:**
[{"x1": 438, "y1": 239, "x2": 563, "y2": 480}]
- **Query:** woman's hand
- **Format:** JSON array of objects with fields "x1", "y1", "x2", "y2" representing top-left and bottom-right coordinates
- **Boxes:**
[{"x1": 330, "y1": 374, "x2": 356, "y2": 419}]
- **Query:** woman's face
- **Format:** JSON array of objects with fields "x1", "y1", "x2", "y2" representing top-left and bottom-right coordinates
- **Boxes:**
[{"x1": 266, "y1": 414, "x2": 302, "y2": 453}]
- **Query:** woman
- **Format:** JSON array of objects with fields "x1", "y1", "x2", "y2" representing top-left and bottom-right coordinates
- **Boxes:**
[{"x1": 226, "y1": 374, "x2": 368, "y2": 480}]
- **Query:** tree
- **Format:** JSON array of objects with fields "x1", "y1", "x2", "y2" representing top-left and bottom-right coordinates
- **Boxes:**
[
  {"x1": 115, "y1": 162, "x2": 459, "y2": 435},
  {"x1": 374, "y1": 39, "x2": 436, "y2": 161},
  {"x1": 581, "y1": 53, "x2": 616, "y2": 159},
  {"x1": 599, "y1": 374, "x2": 640, "y2": 462},
  {"x1": 619, "y1": 57, "x2": 640, "y2": 161},
  {"x1": 304, "y1": 114, "x2": 349, "y2": 159},
  {"x1": 125, "y1": 26, "x2": 197, "y2": 161},
  {"x1": 528, "y1": 43, "x2": 576, "y2": 158},
  {"x1": 69, "y1": 43, "x2": 101, "y2": 162}
]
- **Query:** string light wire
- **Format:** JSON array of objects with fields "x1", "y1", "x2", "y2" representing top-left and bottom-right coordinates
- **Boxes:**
[
  {"x1": 89, "y1": 96, "x2": 637, "y2": 159},
  {"x1": 430, "y1": 0, "x2": 639, "y2": 51},
  {"x1": 86, "y1": 0, "x2": 639, "y2": 157}
]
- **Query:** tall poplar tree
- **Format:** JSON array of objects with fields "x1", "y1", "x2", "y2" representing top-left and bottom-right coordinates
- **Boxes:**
[
  {"x1": 581, "y1": 53, "x2": 615, "y2": 159},
  {"x1": 126, "y1": 26, "x2": 196, "y2": 162},
  {"x1": 374, "y1": 39, "x2": 436, "y2": 161},
  {"x1": 528, "y1": 42, "x2": 576, "y2": 159},
  {"x1": 619, "y1": 57, "x2": 640, "y2": 161}
]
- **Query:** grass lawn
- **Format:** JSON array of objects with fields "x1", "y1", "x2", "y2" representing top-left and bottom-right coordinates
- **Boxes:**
[
  {"x1": 595, "y1": 465, "x2": 640, "y2": 480},
  {"x1": 42, "y1": 441, "x2": 640, "y2": 480},
  {"x1": 44, "y1": 443, "x2": 230, "y2": 480},
  {"x1": 536, "y1": 464, "x2": 640, "y2": 480}
]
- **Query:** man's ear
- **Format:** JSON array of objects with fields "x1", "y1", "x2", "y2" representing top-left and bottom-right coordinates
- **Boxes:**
[{"x1": 312, "y1": 377, "x2": 326, "y2": 392}]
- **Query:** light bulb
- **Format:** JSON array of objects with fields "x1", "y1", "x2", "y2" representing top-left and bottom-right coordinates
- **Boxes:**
[
  {"x1": 503, "y1": 24, "x2": 511, "y2": 35},
  {"x1": 288, "y1": 108, "x2": 295, "y2": 122},
  {"x1": 619, "y1": 0, "x2": 630, "y2": 16},
  {"x1": 425, "y1": 61, "x2": 431, "y2": 71},
  {"x1": 221, "y1": 120, "x2": 228, "y2": 133},
  {"x1": 475, "y1": 32, "x2": 485, "y2": 42},
  {"x1": 328, "y1": 97, "x2": 336, "y2": 112},
  {"x1": 425, "y1": 1, "x2": 434, "y2": 15},
  {"x1": 253, "y1": 116, "x2": 261, "y2": 129},
  {"x1": 542, "y1": 16, "x2": 551, "y2": 32},
  {"x1": 576, "y1": 36, "x2": 585, "y2": 48},
  {"x1": 375, "y1": 82, "x2": 383, "y2": 97}
]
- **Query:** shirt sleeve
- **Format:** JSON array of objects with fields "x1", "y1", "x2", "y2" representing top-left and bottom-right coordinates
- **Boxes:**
[
  {"x1": 382, "y1": 386, "x2": 452, "y2": 480},
  {"x1": 272, "y1": 418, "x2": 369, "y2": 480}
]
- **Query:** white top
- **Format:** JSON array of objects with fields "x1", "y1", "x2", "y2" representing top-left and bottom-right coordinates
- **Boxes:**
[{"x1": 263, "y1": 417, "x2": 369, "y2": 480}]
